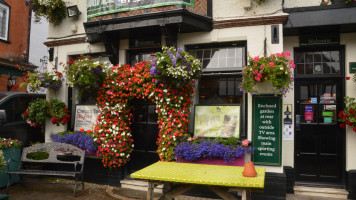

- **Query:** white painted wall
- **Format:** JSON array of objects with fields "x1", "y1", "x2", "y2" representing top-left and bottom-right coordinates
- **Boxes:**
[
  {"x1": 341, "y1": 33, "x2": 356, "y2": 171},
  {"x1": 213, "y1": 0, "x2": 284, "y2": 21},
  {"x1": 29, "y1": 14, "x2": 49, "y2": 69}
]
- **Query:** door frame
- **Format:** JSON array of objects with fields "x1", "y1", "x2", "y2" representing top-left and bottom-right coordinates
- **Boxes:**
[{"x1": 293, "y1": 46, "x2": 346, "y2": 186}]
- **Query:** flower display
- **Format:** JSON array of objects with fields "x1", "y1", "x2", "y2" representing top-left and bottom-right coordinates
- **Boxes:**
[
  {"x1": 23, "y1": 98, "x2": 70, "y2": 127},
  {"x1": 65, "y1": 56, "x2": 112, "y2": 99},
  {"x1": 320, "y1": 0, "x2": 331, "y2": 5},
  {"x1": 52, "y1": 130, "x2": 97, "y2": 153},
  {"x1": 23, "y1": 98, "x2": 48, "y2": 128},
  {"x1": 93, "y1": 47, "x2": 201, "y2": 168},
  {"x1": 338, "y1": 96, "x2": 356, "y2": 132},
  {"x1": 0, "y1": 138, "x2": 21, "y2": 150},
  {"x1": 151, "y1": 46, "x2": 202, "y2": 86},
  {"x1": 175, "y1": 136, "x2": 253, "y2": 163},
  {"x1": 48, "y1": 99, "x2": 70, "y2": 126},
  {"x1": 28, "y1": 0, "x2": 67, "y2": 25},
  {"x1": 20, "y1": 70, "x2": 63, "y2": 92},
  {"x1": 239, "y1": 51, "x2": 295, "y2": 96}
]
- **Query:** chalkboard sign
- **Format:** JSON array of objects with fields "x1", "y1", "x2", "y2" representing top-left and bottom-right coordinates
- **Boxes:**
[{"x1": 252, "y1": 95, "x2": 282, "y2": 166}]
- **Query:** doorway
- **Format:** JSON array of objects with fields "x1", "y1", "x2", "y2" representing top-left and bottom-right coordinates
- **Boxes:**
[{"x1": 294, "y1": 47, "x2": 345, "y2": 185}]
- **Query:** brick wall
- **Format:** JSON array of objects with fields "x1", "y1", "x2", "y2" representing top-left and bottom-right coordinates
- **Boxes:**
[
  {"x1": 0, "y1": 73, "x2": 27, "y2": 92},
  {"x1": 0, "y1": 0, "x2": 31, "y2": 62},
  {"x1": 89, "y1": 0, "x2": 207, "y2": 21}
]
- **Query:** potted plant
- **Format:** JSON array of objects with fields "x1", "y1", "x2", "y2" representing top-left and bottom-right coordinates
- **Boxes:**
[
  {"x1": 28, "y1": 0, "x2": 67, "y2": 25},
  {"x1": 0, "y1": 138, "x2": 21, "y2": 188},
  {"x1": 338, "y1": 96, "x2": 356, "y2": 132},
  {"x1": 64, "y1": 56, "x2": 111, "y2": 99},
  {"x1": 20, "y1": 70, "x2": 63, "y2": 93},
  {"x1": 0, "y1": 151, "x2": 6, "y2": 172},
  {"x1": 175, "y1": 136, "x2": 254, "y2": 166},
  {"x1": 239, "y1": 51, "x2": 295, "y2": 96},
  {"x1": 23, "y1": 98, "x2": 70, "y2": 128},
  {"x1": 52, "y1": 129, "x2": 98, "y2": 154}
]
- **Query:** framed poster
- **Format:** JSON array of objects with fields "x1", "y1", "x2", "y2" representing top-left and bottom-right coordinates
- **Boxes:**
[
  {"x1": 194, "y1": 105, "x2": 241, "y2": 138},
  {"x1": 74, "y1": 105, "x2": 100, "y2": 131}
]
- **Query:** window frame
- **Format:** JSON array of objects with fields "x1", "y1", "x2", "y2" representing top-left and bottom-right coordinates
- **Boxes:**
[
  {"x1": 0, "y1": 1, "x2": 10, "y2": 42},
  {"x1": 186, "y1": 41, "x2": 247, "y2": 73}
]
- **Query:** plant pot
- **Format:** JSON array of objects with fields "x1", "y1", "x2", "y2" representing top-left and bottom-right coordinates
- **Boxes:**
[
  {"x1": 176, "y1": 155, "x2": 245, "y2": 166},
  {"x1": 254, "y1": 81, "x2": 275, "y2": 94},
  {"x1": 242, "y1": 161, "x2": 257, "y2": 177},
  {"x1": 0, "y1": 147, "x2": 21, "y2": 188}
]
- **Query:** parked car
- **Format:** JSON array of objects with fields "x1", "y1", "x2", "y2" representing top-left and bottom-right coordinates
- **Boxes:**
[{"x1": 0, "y1": 92, "x2": 45, "y2": 147}]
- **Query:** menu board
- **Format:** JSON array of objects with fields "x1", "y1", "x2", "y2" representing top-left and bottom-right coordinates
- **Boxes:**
[
  {"x1": 74, "y1": 105, "x2": 100, "y2": 131},
  {"x1": 252, "y1": 95, "x2": 282, "y2": 166},
  {"x1": 194, "y1": 105, "x2": 241, "y2": 138}
]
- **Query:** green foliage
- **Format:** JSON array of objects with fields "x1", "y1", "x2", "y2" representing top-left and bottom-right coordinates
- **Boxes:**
[
  {"x1": 26, "y1": 150, "x2": 49, "y2": 160},
  {"x1": 239, "y1": 52, "x2": 295, "y2": 96},
  {"x1": 23, "y1": 98, "x2": 48, "y2": 128},
  {"x1": 23, "y1": 98, "x2": 70, "y2": 127},
  {"x1": 29, "y1": 0, "x2": 67, "y2": 25},
  {"x1": 65, "y1": 56, "x2": 111, "y2": 99}
]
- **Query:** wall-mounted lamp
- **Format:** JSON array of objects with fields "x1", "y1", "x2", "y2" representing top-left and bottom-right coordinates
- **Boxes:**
[
  {"x1": 7, "y1": 74, "x2": 16, "y2": 91},
  {"x1": 67, "y1": 5, "x2": 81, "y2": 18}
]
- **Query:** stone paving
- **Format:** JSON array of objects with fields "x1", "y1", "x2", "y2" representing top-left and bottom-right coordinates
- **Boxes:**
[{"x1": 0, "y1": 178, "x2": 348, "y2": 200}]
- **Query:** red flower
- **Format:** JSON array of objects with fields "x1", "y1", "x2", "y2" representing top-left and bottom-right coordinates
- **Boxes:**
[
  {"x1": 353, "y1": 127, "x2": 356, "y2": 132},
  {"x1": 349, "y1": 109, "x2": 355, "y2": 115},
  {"x1": 80, "y1": 128, "x2": 84, "y2": 132},
  {"x1": 346, "y1": 121, "x2": 352, "y2": 126},
  {"x1": 52, "y1": 117, "x2": 58, "y2": 125},
  {"x1": 62, "y1": 118, "x2": 68, "y2": 124},
  {"x1": 340, "y1": 123, "x2": 346, "y2": 128},
  {"x1": 24, "y1": 110, "x2": 28, "y2": 118},
  {"x1": 63, "y1": 107, "x2": 68, "y2": 111},
  {"x1": 338, "y1": 111, "x2": 344, "y2": 117}
]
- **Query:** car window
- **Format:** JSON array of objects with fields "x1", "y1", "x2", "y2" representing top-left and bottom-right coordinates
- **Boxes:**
[{"x1": 0, "y1": 97, "x2": 15, "y2": 122}]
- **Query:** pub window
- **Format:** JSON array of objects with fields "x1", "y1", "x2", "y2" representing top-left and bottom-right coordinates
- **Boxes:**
[
  {"x1": 188, "y1": 42, "x2": 246, "y2": 72},
  {"x1": 0, "y1": 1, "x2": 10, "y2": 41},
  {"x1": 186, "y1": 42, "x2": 247, "y2": 139}
]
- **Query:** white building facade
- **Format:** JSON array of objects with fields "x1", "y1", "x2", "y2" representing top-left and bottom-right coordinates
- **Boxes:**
[{"x1": 44, "y1": 0, "x2": 356, "y2": 199}]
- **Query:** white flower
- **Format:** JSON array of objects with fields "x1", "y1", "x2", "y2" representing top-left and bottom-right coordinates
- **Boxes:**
[{"x1": 280, "y1": 67, "x2": 283, "y2": 70}]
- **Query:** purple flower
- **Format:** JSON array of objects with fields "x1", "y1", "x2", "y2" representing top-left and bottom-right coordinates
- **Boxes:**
[
  {"x1": 176, "y1": 53, "x2": 180, "y2": 58},
  {"x1": 39, "y1": 75, "x2": 44, "y2": 78},
  {"x1": 167, "y1": 51, "x2": 171, "y2": 54},
  {"x1": 45, "y1": 83, "x2": 50, "y2": 86},
  {"x1": 178, "y1": 48, "x2": 182, "y2": 52},
  {"x1": 41, "y1": 79, "x2": 45, "y2": 81},
  {"x1": 150, "y1": 66, "x2": 157, "y2": 75},
  {"x1": 170, "y1": 53, "x2": 174, "y2": 58}
]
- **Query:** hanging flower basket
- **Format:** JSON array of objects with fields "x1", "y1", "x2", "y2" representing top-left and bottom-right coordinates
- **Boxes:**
[
  {"x1": 28, "y1": 0, "x2": 67, "y2": 26},
  {"x1": 239, "y1": 51, "x2": 295, "y2": 96},
  {"x1": 20, "y1": 70, "x2": 63, "y2": 93}
]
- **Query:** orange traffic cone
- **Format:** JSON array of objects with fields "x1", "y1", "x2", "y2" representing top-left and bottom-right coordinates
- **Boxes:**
[{"x1": 242, "y1": 161, "x2": 257, "y2": 177}]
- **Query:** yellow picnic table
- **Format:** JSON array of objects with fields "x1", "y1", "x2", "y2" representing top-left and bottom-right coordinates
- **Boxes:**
[{"x1": 131, "y1": 161, "x2": 265, "y2": 200}]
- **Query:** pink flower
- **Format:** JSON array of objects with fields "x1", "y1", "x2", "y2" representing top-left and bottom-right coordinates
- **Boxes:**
[
  {"x1": 254, "y1": 56, "x2": 260, "y2": 61},
  {"x1": 285, "y1": 51, "x2": 291, "y2": 56},
  {"x1": 242, "y1": 139, "x2": 249, "y2": 146},
  {"x1": 254, "y1": 76, "x2": 261, "y2": 82},
  {"x1": 269, "y1": 62, "x2": 275, "y2": 67},
  {"x1": 187, "y1": 137, "x2": 192, "y2": 141},
  {"x1": 200, "y1": 133, "x2": 204, "y2": 137}
]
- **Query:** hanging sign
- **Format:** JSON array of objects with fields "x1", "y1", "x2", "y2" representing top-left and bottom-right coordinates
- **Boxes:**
[
  {"x1": 87, "y1": 0, "x2": 194, "y2": 18},
  {"x1": 350, "y1": 62, "x2": 356, "y2": 73},
  {"x1": 252, "y1": 95, "x2": 282, "y2": 166},
  {"x1": 74, "y1": 105, "x2": 100, "y2": 131}
]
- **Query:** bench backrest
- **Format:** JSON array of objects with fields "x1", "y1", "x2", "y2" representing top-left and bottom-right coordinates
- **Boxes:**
[{"x1": 21, "y1": 142, "x2": 85, "y2": 164}]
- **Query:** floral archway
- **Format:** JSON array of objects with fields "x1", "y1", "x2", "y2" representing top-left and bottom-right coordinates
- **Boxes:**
[{"x1": 94, "y1": 47, "x2": 201, "y2": 168}]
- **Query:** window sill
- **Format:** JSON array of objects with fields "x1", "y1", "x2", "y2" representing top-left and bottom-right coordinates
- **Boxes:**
[{"x1": 0, "y1": 39, "x2": 11, "y2": 44}]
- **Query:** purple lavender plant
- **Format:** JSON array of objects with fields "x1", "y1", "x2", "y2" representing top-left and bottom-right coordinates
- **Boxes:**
[{"x1": 52, "y1": 131, "x2": 97, "y2": 153}]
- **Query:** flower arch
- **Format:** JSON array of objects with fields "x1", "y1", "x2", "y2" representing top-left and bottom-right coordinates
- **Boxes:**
[{"x1": 94, "y1": 47, "x2": 201, "y2": 168}]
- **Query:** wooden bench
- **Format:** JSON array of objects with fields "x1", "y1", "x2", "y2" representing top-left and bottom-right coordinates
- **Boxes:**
[
  {"x1": 5, "y1": 142, "x2": 85, "y2": 197},
  {"x1": 131, "y1": 161, "x2": 265, "y2": 200}
]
